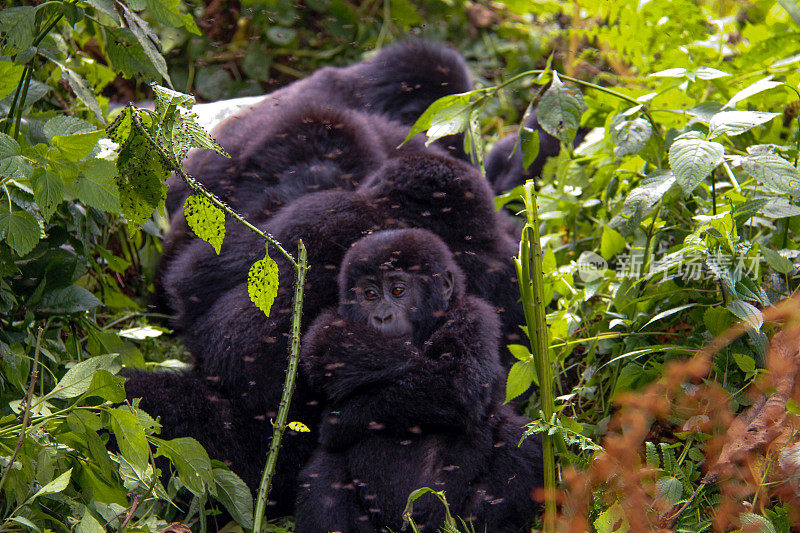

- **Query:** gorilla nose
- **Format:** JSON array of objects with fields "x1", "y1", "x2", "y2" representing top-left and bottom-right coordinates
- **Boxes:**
[{"x1": 372, "y1": 313, "x2": 394, "y2": 326}]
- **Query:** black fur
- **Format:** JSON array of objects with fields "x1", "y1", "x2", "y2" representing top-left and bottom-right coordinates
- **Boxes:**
[
  {"x1": 134, "y1": 152, "x2": 524, "y2": 516},
  {"x1": 295, "y1": 229, "x2": 542, "y2": 532}
]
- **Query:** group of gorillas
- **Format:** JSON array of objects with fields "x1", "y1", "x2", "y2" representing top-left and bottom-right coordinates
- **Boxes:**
[{"x1": 125, "y1": 41, "x2": 562, "y2": 532}]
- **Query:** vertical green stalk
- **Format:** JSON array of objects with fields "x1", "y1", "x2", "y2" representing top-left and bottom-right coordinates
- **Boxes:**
[
  {"x1": 253, "y1": 241, "x2": 308, "y2": 533},
  {"x1": 515, "y1": 181, "x2": 557, "y2": 532}
]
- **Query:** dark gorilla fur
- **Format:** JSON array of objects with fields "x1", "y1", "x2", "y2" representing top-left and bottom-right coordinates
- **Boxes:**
[
  {"x1": 127, "y1": 153, "x2": 525, "y2": 516},
  {"x1": 484, "y1": 110, "x2": 587, "y2": 194},
  {"x1": 295, "y1": 229, "x2": 542, "y2": 533},
  {"x1": 165, "y1": 41, "x2": 473, "y2": 218}
]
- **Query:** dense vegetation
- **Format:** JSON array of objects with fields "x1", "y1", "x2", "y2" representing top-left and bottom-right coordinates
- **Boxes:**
[{"x1": 1, "y1": 0, "x2": 799, "y2": 531}]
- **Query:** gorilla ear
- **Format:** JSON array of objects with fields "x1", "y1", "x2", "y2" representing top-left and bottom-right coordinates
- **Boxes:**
[{"x1": 441, "y1": 269, "x2": 455, "y2": 303}]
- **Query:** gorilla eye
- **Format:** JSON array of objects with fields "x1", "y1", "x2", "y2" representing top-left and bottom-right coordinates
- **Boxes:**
[
  {"x1": 391, "y1": 285, "x2": 405, "y2": 297},
  {"x1": 364, "y1": 288, "x2": 379, "y2": 300}
]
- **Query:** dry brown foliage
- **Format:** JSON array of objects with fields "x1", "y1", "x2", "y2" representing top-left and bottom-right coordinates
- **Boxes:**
[{"x1": 556, "y1": 295, "x2": 800, "y2": 531}]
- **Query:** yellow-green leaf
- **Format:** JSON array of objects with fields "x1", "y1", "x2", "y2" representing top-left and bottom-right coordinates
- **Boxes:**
[
  {"x1": 184, "y1": 195, "x2": 225, "y2": 254},
  {"x1": 247, "y1": 245, "x2": 279, "y2": 317}
]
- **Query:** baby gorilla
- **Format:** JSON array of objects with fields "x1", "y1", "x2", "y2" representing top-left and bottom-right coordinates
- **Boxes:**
[{"x1": 296, "y1": 229, "x2": 542, "y2": 533}]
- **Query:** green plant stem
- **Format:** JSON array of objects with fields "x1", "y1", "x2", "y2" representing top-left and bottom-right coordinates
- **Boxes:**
[
  {"x1": 0, "y1": 327, "x2": 43, "y2": 495},
  {"x1": 517, "y1": 181, "x2": 557, "y2": 533},
  {"x1": 128, "y1": 107, "x2": 299, "y2": 268},
  {"x1": 3, "y1": 65, "x2": 29, "y2": 135},
  {"x1": 253, "y1": 240, "x2": 308, "y2": 533}
]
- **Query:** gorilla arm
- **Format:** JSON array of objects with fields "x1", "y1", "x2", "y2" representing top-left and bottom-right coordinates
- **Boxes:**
[{"x1": 301, "y1": 296, "x2": 503, "y2": 451}]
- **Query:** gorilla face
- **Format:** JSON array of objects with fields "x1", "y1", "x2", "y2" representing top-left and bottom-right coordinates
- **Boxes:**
[{"x1": 350, "y1": 269, "x2": 454, "y2": 340}]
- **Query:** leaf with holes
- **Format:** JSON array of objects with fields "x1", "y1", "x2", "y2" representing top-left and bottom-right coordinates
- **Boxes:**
[
  {"x1": 115, "y1": 135, "x2": 168, "y2": 226},
  {"x1": 741, "y1": 152, "x2": 800, "y2": 196},
  {"x1": 0, "y1": 206, "x2": 39, "y2": 256},
  {"x1": 248, "y1": 245, "x2": 279, "y2": 317},
  {"x1": 668, "y1": 131, "x2": 724, "y2": 194},
  {"x1": 538, "y1": 72, "x2": 586, "y2": 145},
  {"x1": 184, "y1": 195, "x2": 225, "y2": 254}
]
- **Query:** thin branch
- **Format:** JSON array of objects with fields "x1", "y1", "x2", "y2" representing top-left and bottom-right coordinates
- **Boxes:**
[
  {"x1": 0, "y1": 327, "x2": 44, "y2": 495},
  {"x1": 253, "y1": 240, "x2": 308, "y2": 533}
]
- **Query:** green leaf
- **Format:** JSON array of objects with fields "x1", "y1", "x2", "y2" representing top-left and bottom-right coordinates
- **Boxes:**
[
  {"x1": 212, "y1": 468, "x2": 254, "y2": 529},
  {"x1": 732, "y1": 352, "x2": 755, "y2": 374},
  {"x1": 520, "y1": 127, "x2": 540, "y2": 170},
  {"x1": 610, "y1": 116, "x2": 652, "y2": 158},
  {"x1": 641, "y1": 304, "x2": 695, "y2": 330},
  {"x1": 0, "y1": 62, "x2": 25, "y2": 100},
  {"x1": 31, "y1": 169, "x2": 64, "y2": 220},
  {"x1": 116, "y1": 134, "x2": 169, "y2": 226},
  {"x1": 507, "y1": 344, "x2": 532, "y2": 362},
  {"x1": 668, "y1": 131, "x2": 724, "y2": 194},
  {"x1": 645, "y1": 441, "x2": 659, "y2": 468},
  {"x1": 762, "y1": 247, "x2": 794, "y2": 274},
  {"x1": 119, "y1": 5, "x2": 171, "y2": 83},
  {"x1": 724, "y1": 76, "x2": 783, "y2": 109},
  {"x1": 600, "y1": 225, "x2": 626, "y2": 260},
  {"x1": 708, "y1": 111, "x2": 780, "y2": 138},
  {"x1": 247, "y1": 245, "x2": 279, "y2": 317},
  {"x1": 84, "y1": 0, "x2": 122, "y2": 24},
  {"x1": 106, "y1": 407, "x2": 150, "y2": 471},
  {"x1": 655, "y1": 476, "x2": 683, "y2": 505},
  {"x1": 76, "y1": 509, "x2": 105, "y2": 533},
  {"x1": 184, "y1": 195, "x2": 225, "y2": 254},
  {"x1": 39, "y1": 285, "x2": 102, "y2": 314},
  {"x1": 703, "y1": 306, "x2": 732, "y2": 336},
  {"x1": 609, "y1": 171, "x2": 676, "y2": 235},
  {"x1": 29, "y1": 468, "x2": 72, "y2": 501},
  {"x1": 85, "y1": 369, "x2": 126, "y2": 402},
  {"x1": 45, "y1": 116, "x2": 104, "y2": 161},
  {"x1": 739, "y1": 513, "x2": 778, "y2": 533},
  {"x1": 505, "y1": 360, "x2": 536, "y2": 403},
  {"x1": 538, "y1": 72, "x2": 586, "y2": 145},
  {"x1": 404, "y1": 93, "x2": 471, "y2": 144},
  {"x1": 155, "y1": 437, "x2": 214, "y2": 496},
  {"x1": 106, "y1": 29, "x2": 161, "y2": 80},
  {"x1": 425, "y1": 104, "x2": 472, "y2": 146},
  {"x1": 0, "y1": 7, "x2": 36, "y2": 53},
  {"x1": 727, "y1": 300, "x2": 763, "y2": 330},
  {"x1": 741, "y1": 152, "x2": 800, "y2": 196},
  {"x1": 152, "y1": 83, "x2": 195, "y2": 114},
  {"x1": 594, "y1": 501, "x2": 628, "y2": 533},
  {"x1": 694, "y1": 66, "x2": 730, "y2": 80},
  {"x1": 58, "y1": 66, "x2": 104, "y2": 121},
  {"x1": 266, "y1": 26, "x2": 296, "y2": 45},
  {"x1": 74, "y1": 163, "x2": 122, "y2": 213},
  {"x1": 0, "y1": 131, "x2": 32, "y2": 180},
  {"x1": 49, "y1": 354, "x2": 121, "y2": 399},
  {"x1": 0, "y1": 206, "x2": 39, "y2": 256}
]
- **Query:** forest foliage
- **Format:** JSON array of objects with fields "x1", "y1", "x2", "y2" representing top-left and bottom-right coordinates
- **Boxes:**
[{"x1": 1, "y1": 0, "x2": 800, "y2": 532}]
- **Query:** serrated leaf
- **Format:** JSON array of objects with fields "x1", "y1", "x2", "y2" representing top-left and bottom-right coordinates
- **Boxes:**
[
  {"x1": 741, "y1": 153, "x2": 800, "y2": 196},
  {"x1": 74, "y1": 164, "x2": 121, "y2": 213},
  {"x1": 107, "y1": 28, "x2": 161, "y2": 80},
  {"x1": 0, "y1": 7, "x2": 36, "y2": 53},
  {"x1": 115, "y1": 134, "x2": 169, "y2": 226},
  {"x1": 708, "y1": 111, "x2": 780, "y2": 138},
  {"x1": 31, "y1": 169, "x2": 64, "y2": 219},
  {"x1": 762, "y1": 247, "x2": 794, "y2": 274},
  {"x1": 106, "y1": 407, "x2": 150, "y2": 471},
  {"x1": 703, "y1": 306, "x2": 732, "y2": 336},
  {"x1": 30, "y1": 468, "x2": 72, "y2": 501},
  {"x1": 505, "y1": 360, "x2": 536, "y2": 403},
  {"x1": 739, "y1": 513, "x2": 778, "y2": 533},
  {"x1": 0, "y1": 131, "x2": 32, "y2": 180},
  {"x1": 727, "y1": 300, "x2": 763, "y2": 330},
  {"x1": 120, "y1": 5, "x2": 170, "y2": 83},
  {"x1": 724, "y1": 76, "x2": 783, "y2": 109},
  {"x1": 247, "y1": 245, "x2": 279, "y2": 317},
  {"x1": 655, "y1": 476, "x2": 683, "y2": 505},
  {"x1": 0, "y1": 206, "x2": 39, "y2": 256},
  {"x1": 39, "y1": 285, "x2": 102, "y2": 314},
  {"x1": 155, "y1": 437, "x2": 213, "y2": 496},
  {"x1": 507, "y1": 344, "x2": 532, "y2": 362},
  {"x1": 404, "y1": 93, "x2": 471, "y2": 144},
  {"x1": 610, "y1": 116, "x2": 652, "y2": 158},
  {"x1": 760, "y1": 197, "x2": 800, "y2": 218},
  {"x1": 538, "y1": 72, "x2": 586, "y2": 145},
  {"x1": 152, "y1": 83, "x2": 195, "y2": 114},
  {"x1": 184, "y1": 195, "x2": 225, "y2": 254},
  {"x1": 668, "y1": 132, "x2": 724, "y2": 194},
  {"x1": 609, "y1": 171, "x2": 676, "y2": 234},
  {"x1": 58, "y1": 66, "x2": 103, "y2": 121},
  {"x1": 212, "y1": 468, "x2": 254, "y2": 529},
  {"x1": 0, "y1": 62, "x2": 25, "y2": 100}
]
